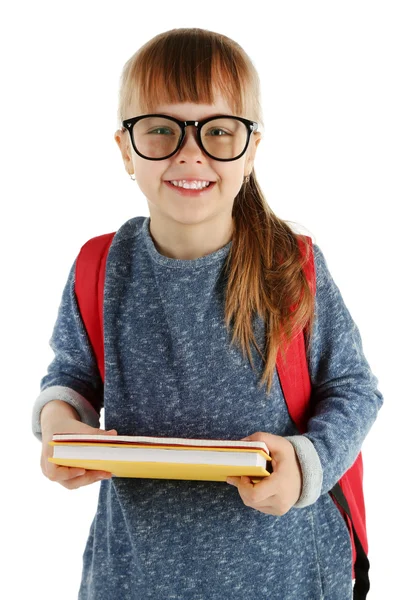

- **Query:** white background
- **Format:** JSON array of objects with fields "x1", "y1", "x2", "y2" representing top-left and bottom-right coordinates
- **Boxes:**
[{"x1": 1, "y1": 1, "x2": 410, "y2": 598}]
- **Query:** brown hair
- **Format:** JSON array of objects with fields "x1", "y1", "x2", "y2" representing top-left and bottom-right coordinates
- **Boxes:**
[{"x1": 116, "y1": 28, "x2": 316, "y2": 396}]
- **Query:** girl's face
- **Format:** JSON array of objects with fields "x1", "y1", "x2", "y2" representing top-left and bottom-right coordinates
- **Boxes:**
[{"x1": 114, "y1": 93, "x2": 261, "y2": 229}]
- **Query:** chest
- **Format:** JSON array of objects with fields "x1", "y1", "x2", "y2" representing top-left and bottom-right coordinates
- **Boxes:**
[{"x1": 101, "y1": 252, "x2": 298, "y2": 440}]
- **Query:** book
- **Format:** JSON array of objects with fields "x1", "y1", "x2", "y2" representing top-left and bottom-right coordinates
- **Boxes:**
[{"x1": 48, "y1": 434, "x2": 273, "y2": 483}]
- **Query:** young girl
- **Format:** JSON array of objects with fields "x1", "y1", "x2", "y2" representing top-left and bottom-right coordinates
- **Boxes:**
[{"x1": 33, "y1": 28, "x2": 383, "y2": 600}]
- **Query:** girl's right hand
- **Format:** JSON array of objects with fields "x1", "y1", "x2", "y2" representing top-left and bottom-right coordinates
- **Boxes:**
[{"x1": 41, "y1": 418, "x2": 118, "y2": 490}]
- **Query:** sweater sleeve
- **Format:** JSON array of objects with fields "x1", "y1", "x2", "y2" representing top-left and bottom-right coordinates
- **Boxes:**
[
  {"x1": 31, "y1": 258, "x2": 103, "y2": 442},
  {"x1": 285, "y1": 243, "x2": 384, "y2": 507}
]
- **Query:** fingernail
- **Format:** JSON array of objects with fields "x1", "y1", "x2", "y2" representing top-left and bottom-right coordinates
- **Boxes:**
[{"x1": 226, "y1": 479, "x2": 234, "y2": 485}]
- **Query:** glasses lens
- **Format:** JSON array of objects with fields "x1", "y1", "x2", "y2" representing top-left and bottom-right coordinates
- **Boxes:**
[
  {"x1": 132, "y1": 116, "x2": 249, "y2": 160},
  {"x1": 201, "y1": 118, "x2": 248, "y2": 160}
]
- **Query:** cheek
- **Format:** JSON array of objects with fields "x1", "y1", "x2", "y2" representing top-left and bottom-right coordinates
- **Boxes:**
[
  {"x1": 132, "y1": 177, "x2": 159, "y2": 203},
  {"x1": 224, "y1": 170, "x2": 246, "y2": 194},
  {"x1": 215, "y1": 168, "x2": 244, "y2": 187},
  {"x1": 134, "y1": 165, "x2": 166, "y2": 190}
]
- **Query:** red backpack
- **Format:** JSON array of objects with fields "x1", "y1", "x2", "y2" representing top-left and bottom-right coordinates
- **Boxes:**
[{"x1": 74, "y1": 230, "x2": 370, "y2": 599}]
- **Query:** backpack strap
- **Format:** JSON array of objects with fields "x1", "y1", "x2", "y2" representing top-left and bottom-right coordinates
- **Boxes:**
[
  {"x1": 331, "y1": 479, "x2": 370, "y2": 599},
  {"x1": 276, "y1": 235, "x2": 315, "y2": 431},
  {"x1": 275, "y1": 235, "x2": 370, "y2": 599},
  {"x1": 74, "y1": 231, "x2": 116, "y2": 383}
]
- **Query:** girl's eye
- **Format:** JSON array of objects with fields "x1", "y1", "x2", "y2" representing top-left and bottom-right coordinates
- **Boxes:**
[
  {"x1": 148, "y1": 128, "x2": 174, "y2": 135},
  {"x1": 207, "y1": 128, "x2": 229, "y2": 136}
]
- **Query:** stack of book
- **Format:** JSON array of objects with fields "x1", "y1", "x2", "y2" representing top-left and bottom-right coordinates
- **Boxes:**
[{"x1": 49, "y1": 434, "x2": 273, "y2": 483}]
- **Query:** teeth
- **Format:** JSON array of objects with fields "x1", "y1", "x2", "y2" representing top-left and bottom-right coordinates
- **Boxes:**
[{"x1": 170, "y1": 180, "x2": 211, "y2": 189}]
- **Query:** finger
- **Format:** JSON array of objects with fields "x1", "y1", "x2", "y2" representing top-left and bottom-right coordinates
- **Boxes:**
[
  {"x1": 230, "y1": 474, "x2": 281, "y2": 506},
  {"x1": 42, "y1": 460, "x2": 84, "y2": 481},
  {"x1": 227, "y1": 475, "x2": 264, "y2": 486},
  {"x1": 60, "y1": 470, "x2": 112, "y2": 490},
  {"x1": 58, "y1": 466, "x2": 88, "y2": 480},
  {"x1": 245, "y1": 468, "x2": 279, "y2": 494},
  {"x1": 240, "y1": 476, "x2": 255, "y2": 487},
  {"x1": 44, "y1": 464, "x2": 86, "y2": 481},
  {"x1": 226, "y1": 476, "x2": 241, "y2": 487},
  {"x1": 227, "y1": 476, "x2": 257, "y2": 492},
  {"x1": 52, "y1": 465, "x2": 111, "y2": 483},
  {"x1": 63, "y1": 468, "x2": 112, "y2": 480}
]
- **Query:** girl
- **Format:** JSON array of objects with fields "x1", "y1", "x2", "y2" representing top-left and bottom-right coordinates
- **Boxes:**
[{"x1": 33, "y1": 28, "x2": 383, "y2": 600}]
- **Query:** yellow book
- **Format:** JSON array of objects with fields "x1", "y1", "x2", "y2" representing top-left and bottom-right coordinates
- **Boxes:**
[{"x1": 49, "y1": 434, "x2": 273, "y2": 484}]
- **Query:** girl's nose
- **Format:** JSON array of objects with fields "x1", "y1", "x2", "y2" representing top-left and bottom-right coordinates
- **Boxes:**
[{"x1": 179, "y1": 126, "x2": 203, "y2": 153}]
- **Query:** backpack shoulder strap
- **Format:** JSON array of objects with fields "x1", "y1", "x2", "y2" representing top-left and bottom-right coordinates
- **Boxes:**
[
  {"x1": 275, "y1": 235, "x2": 370, "y2": 598},
  {"x1": 74, "y1": 231, "x2": 116, "y2": 383},
  {"x1": 276, "y1": 234, "x2": 315, "y2": 430}
]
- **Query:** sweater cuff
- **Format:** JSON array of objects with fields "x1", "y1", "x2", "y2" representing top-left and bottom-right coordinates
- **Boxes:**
[
  {"x1": 32, "y1": 385, "x2": 101, "y2": 442},
  {"x1": 284, "y1": 435, "x2": 323, "y2": 508}
]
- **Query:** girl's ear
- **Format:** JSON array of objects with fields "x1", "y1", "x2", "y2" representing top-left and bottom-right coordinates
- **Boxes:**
[
  {"x1": 253, "y1": 131, "x2": 262, "y2": 149},
  {"x1": 245, "y1": 131, "x2": 262, "y2": 173},
  {"x1": 114, "y1": 129, "x2": 133, "y2": 172}
]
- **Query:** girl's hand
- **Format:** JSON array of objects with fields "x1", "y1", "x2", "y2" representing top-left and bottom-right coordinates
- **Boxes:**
[
  {"x1": 41, "y1": 419, "x2": 118, "y2": 490},
  {"x1": 226, "y1": 432, "x2": 302, "y2": 516}
]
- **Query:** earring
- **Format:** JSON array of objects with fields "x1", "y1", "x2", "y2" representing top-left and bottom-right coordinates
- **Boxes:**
[
  {"x1": 130, "y1": 173, "x2": 136, "y2": 180},
  {"x1": 244, "y1": 175, "x2": 250, "y2": 184}
]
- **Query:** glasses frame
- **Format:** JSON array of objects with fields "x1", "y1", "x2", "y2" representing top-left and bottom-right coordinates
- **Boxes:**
[{"x1": 121, "y1": 114, "x2": 259, "y2": 162}]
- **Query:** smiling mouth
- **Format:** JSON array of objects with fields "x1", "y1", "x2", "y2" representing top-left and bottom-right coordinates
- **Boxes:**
[
  {"x1": 166, "y1": 180, "x2": 215, "y2": 189},
  {"x1": 164, "y1": 180, "x2": 217, "y2": 195}
]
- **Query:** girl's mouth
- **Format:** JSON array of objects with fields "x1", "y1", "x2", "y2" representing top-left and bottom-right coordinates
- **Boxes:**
[{"x1": 164, "y1": 181, "x2": 216, "y2": 197}]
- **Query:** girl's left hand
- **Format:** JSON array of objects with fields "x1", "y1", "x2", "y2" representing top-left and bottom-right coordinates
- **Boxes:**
[{"x1": 226, "y1": 432, "x2": 302, "y2": 516}]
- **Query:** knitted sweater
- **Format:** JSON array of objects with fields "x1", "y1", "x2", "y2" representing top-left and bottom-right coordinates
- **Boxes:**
[{"x1": 32, "y1": 216, "x2": 383, "y2": 600}]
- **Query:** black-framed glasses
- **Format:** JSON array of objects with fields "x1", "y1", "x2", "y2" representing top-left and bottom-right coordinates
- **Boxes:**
[{"x1": 121, "y1": 114, "x2": 258, "y2": 162}]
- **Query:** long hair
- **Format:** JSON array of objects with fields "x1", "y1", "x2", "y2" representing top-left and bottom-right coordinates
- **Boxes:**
[{"x1": 116, "y1": 28, "x2": 316, "y2": 396}]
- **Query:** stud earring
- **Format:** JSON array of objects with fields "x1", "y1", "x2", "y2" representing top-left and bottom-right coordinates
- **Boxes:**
[
  {"x1": 130, "y1": 173, "x2": 136, "y2": 180},
  {"x1": 244, "y1": 175, "x2": 250, "y2": 184}
]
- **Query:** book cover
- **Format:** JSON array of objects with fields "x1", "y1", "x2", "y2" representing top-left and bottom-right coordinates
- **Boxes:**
[{"x1": 48, "y1": 434, "x2": 273, "y2": 483}]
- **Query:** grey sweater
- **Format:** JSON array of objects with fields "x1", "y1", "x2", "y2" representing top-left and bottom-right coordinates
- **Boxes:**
[{"x1": 32, "y1": 216, "x2": 383, "y2": 599}]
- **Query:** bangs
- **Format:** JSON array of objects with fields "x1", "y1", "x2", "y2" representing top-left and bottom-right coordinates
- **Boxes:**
[{"x1": 118, "y1": 28, "x2": 256, "y2": 122}]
